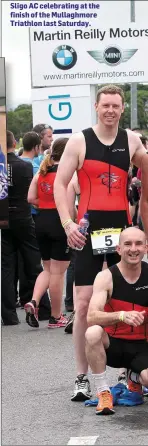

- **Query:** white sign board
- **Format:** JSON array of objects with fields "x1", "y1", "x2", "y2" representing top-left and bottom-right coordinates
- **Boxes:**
[
  {"x1": 29, "y1": 1, "x2": 148, "y2": 86},
  {"x1": 32, "y1": 85, "x2": 96, "y2": 137}
]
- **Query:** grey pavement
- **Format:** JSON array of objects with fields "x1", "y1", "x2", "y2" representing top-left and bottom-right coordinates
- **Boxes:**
[{"x1": 2, "y1": 309, "x2": 148, "y2": 446}]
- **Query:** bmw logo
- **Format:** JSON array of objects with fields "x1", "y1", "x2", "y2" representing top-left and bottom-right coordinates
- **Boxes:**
[{"x1": 52, "y1": 45, "x2": 77, "y2": 70}]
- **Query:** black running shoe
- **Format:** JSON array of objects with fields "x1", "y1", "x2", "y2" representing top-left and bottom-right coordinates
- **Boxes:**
[
  {"x1": 24, "y1": 300, "x2": 39, "y2": 328},
  {"x1": 64, "y1": 311, "x2": 75, "y2": 334}
]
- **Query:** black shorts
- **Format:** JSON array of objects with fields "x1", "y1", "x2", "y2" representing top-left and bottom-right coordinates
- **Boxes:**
[
  {"x1": 35, "y1": 209, "x2": 71, "y2": 262},
  {"x1": 106, "y1": 336, "x2": 148, "y2": 374},
  {"x1": 74, "y1": 234, "x2": 120, "y2": 286},
  {"x1": 75, "y1": 210, "x2": 130, "y2": 286}
]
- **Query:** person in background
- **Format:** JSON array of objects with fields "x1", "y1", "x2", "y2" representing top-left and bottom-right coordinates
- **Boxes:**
[
  {"x1": 136, "y1": 136, "x2": 148, "y2": 231},
  {"x1": 129, "y1": 135, "x2": 147, "y2": 228},
  {"x1": 1, "y1": 131, "x2": 50, "y2": 324},
  {"x1": 25, "y1": 138, "x2": 72, "y2": 329},
  {"x1": 20, "y1": 131, "x2": 41, "y2": 221},
  {"x1": 20, "y1": 131, "x2": 40, "y2": 172},
  {"x1": 14, "y1": 132, "x2": 41, "y2": 308},
  {"x1": 32, "y1": 124, "x2": 53, "y2": 166},
  {"x1": 13, "y1": 131, "x2": 51, "y2": 318}
]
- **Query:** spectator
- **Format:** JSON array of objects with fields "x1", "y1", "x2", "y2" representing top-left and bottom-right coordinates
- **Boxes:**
[
  {"x1": 1, "y1": 131, "x2": 51, "y2": 325},
  {"x1": 32, "y1": 124, "x2": 53, "y2": 166}
]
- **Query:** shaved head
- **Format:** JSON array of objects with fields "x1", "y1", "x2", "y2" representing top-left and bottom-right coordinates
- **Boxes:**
[
  {"x1": 119, "y1": 227, "x2": 146, "y2": 245},
  {"x1": 117, "y1": 226, "x2": 147, "y2": 267}
]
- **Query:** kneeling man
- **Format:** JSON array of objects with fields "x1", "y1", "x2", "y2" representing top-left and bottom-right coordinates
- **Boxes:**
[{"x1": 85, "y1": 227, "x2": 148, "y2": 415}]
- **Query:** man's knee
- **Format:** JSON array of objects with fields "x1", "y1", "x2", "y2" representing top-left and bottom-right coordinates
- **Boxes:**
[
  {"x1": 75, "y1": 286, "x2": 92, "y2": 319},
  {"x1": 75, "y1": 301, "x2": 89, "y2": 319},
  {"x1": 85, "y1": 325, "x2": 103, "y2": 347},
  {"x1": 140, "y1": 369, "x2": 148, "y2": 387}
]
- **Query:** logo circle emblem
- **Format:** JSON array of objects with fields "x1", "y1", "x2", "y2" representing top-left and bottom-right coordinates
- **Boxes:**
[
  {"x1": 52, "y1": 45, "x2": 77, "y2": 70},
  {"x1": 103, "y1": 46, "x2": 122, "y2": 65}
]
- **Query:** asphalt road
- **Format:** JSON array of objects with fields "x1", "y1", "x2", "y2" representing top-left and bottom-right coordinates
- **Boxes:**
[{"x1": 2, "y1": 308, "x2": 148, "y2": 446}]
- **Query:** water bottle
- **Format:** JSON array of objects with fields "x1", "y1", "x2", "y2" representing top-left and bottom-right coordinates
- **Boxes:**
[{"x1": 75, "y1": 213, "x2": 89, "y2": 251}]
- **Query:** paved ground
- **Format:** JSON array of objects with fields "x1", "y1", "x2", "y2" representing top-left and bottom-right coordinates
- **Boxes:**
[{"x1": 2, "y1": 309, "x2": 148, "y2": 446}]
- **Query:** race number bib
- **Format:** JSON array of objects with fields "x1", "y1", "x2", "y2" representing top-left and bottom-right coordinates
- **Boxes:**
[{"x1": 91, "y1": 228, "x2": 122, "y2": 255}]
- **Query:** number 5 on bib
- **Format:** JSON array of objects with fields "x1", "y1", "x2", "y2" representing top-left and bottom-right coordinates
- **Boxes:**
[{"x1": 91, "y1": 228, "x2": 122, "y2": 255}]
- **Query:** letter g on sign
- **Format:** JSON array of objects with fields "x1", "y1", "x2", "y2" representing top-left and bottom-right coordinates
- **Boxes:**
[{"x1": 48, "y1": 95, "x2": 72, "y2": 121}]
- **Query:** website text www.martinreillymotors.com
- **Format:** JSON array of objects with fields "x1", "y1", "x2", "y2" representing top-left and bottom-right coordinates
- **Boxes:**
[{"x1": 43, "y1": 69, "x2": 144, "y2": 81}]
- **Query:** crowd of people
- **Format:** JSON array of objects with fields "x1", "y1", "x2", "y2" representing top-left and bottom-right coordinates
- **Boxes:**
[{"x1": 2, "y1": 84, "x2": 148, "y2": 416}]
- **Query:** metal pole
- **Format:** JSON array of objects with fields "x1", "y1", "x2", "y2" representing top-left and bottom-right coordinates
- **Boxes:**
[
  {"x1": 130, "y1": 0, "x2": 135, "y2": 21},
  {"x1": 130, "y1": 1, "x2": 138, "y2": 128}
]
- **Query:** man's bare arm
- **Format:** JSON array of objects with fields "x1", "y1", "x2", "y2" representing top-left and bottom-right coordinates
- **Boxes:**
[
  {"x1": 128, "y1": 131, "x2": 148, "y2": 238},
  {"x1": 67, "y1": 173, "x2": 79, "y2": 221},
  {"x1": 27, "y1": 173, "x2": 39, "y2": 207},
  {"x1": 87, "y1": 269, "x2": 146, "y2": 328},
  {"x1": 86, "y1": 270, "x2": 120, "y2": 327},
  {"x1": 54, "y1": 133, "x2": 86, "y2": 249},
  {"x1": 129, "y1": 130, "x2": 146, "y2": 167},
  {"x1": 54, "y1": 133, "x2": 82, "y2": 224},
  {"x1": 139, "y1": 153, "x2": 148, "y2": 239}
]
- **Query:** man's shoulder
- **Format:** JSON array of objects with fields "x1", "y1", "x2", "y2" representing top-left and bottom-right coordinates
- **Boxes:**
[
  {"x1": 94, "y1": 268, "x2": 112, "y2": 287},
  {"x1": 67, "y1": 131, "x2": 87, "y2": 148},
  {"x1": 142, "y1": 260, "x2": 148, "y2": 270},
  {"x1": 11, "y1": 155, "x2": 33, "y2": 173},
  {"x1": 19, "y1": 157, "x2": 33, "y2": 168},
  {"x1": 126, "y1": 128, "x2": 140, "y2": 143},
  {"x1": 20, "y1": 156, "x2": 33, "y2": 168}
]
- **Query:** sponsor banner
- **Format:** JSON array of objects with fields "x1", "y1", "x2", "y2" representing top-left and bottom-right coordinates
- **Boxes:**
[
  {"x1": 29, "y1": 1, "x2": 148, "y2": 86},
  {"x1": 0, "y1": 58, "x2": 9, "y2": 228},
  {"x1": 32, "y1": 85, "x2": 96, "y2": 137}
]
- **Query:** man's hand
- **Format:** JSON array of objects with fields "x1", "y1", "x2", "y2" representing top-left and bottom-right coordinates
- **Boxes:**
[
  {"x1": 64, "y1": 221, "x2": 86, "y2": 250},
  {"x1": 123, "y1": 310, "x2": 146, "y2": 327}
]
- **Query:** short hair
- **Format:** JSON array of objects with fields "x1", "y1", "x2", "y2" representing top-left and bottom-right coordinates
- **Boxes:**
[
  {"x1": 7, "y1": 130, "x2": 15, "y2": 149},
  {"x1": 22, "y1": 131, "x2": 41, "y2": 152},
  {"x1": 32, "y1": 124, "x2": 53, "y2": 137},
  {"x1": 96, "y1": 84, "x2": 124, "y2": 104}
]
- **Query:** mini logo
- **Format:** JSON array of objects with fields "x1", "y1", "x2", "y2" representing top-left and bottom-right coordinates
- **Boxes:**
[
  {"x1": 52, "y1": 45, "x2": 77, "y2": 70},
  {"x1": 87, "y1": 47, "x2": 137, "y2": 66}
]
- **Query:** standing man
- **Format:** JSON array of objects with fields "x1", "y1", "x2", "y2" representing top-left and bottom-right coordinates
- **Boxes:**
[
  {"x1": 20, "y1": 131, "x2": 41, "y2": 221},
  {"x1": 32, "y1": 124, "x2": 53, "y2": 165},
  {"x1": 1, "y1": 131, "x2": 51, "y2": 324},
  {"x1": 54, "y1": 84, "x2": 148, "y2": 401},
  {"x1": 85, "y1": 227, "x2": 148, "y2": 415},
  {"x1": 19, "y1": 131, "x2": 51, "y2": 317}
]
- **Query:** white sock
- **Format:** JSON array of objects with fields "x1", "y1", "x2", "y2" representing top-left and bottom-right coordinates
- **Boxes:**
[
  {"x1": 129, "y1": 371, "x2": 140, "y2": 383},
  {"x1": 92, "y1": 371, "x2": 110, "y2": 394}
]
